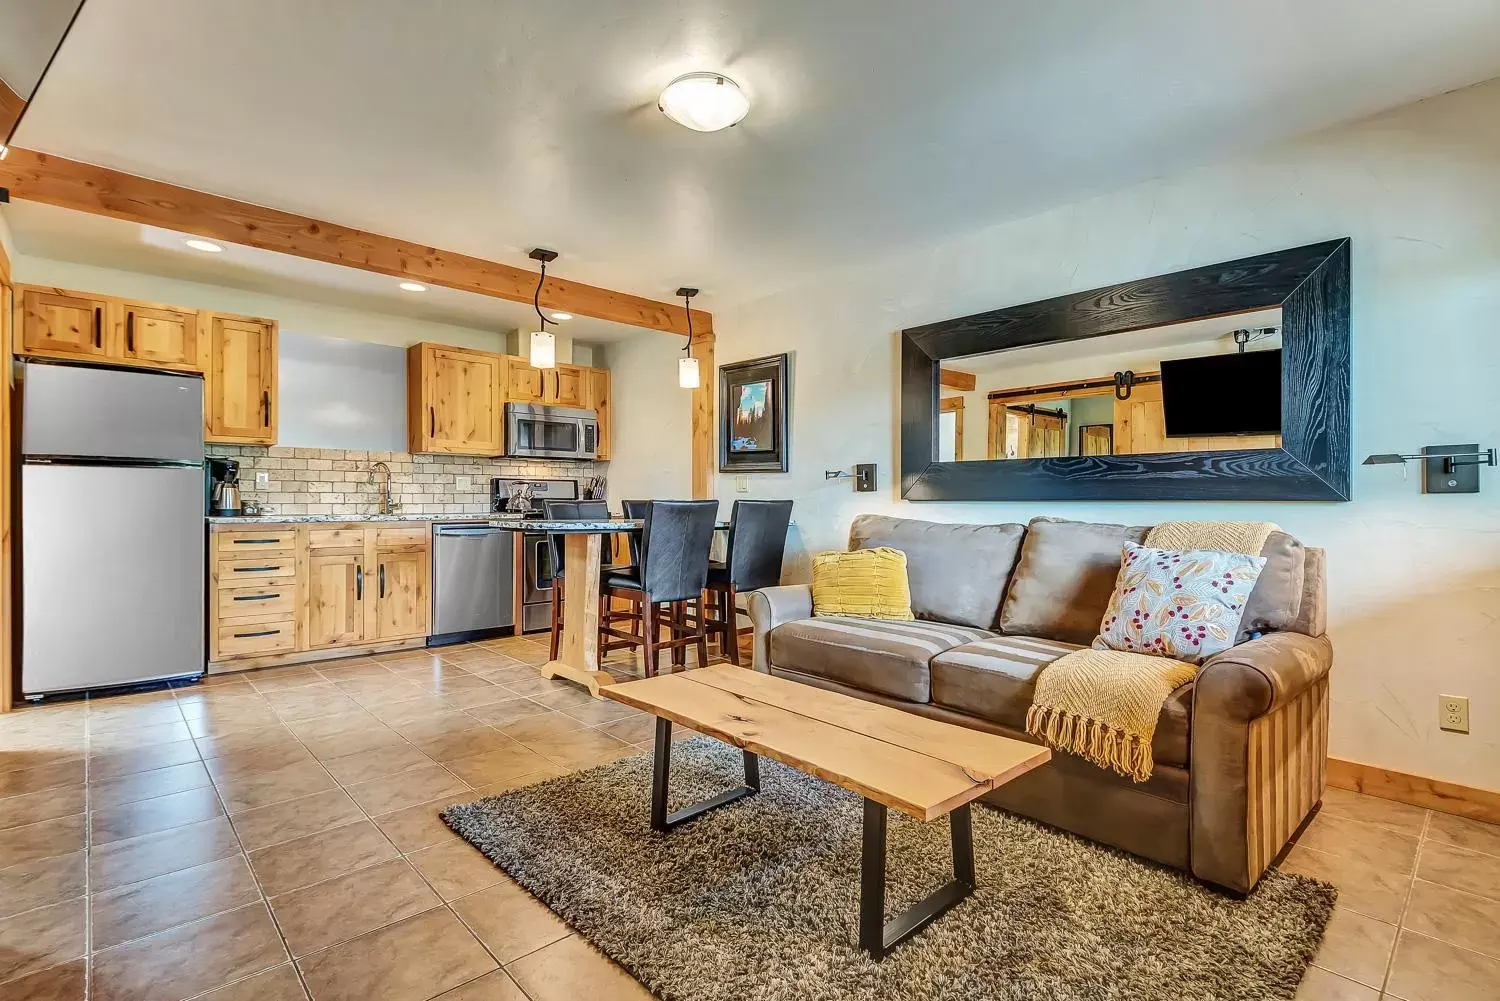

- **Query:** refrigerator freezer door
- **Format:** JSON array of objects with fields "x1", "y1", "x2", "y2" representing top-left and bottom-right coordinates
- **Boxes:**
[
  {"x1": 22, "y1": 464, "x2": 206, "y2": 695},
  {"x1": 21, "y1": 362, "x2": 205, "y2": 462}
]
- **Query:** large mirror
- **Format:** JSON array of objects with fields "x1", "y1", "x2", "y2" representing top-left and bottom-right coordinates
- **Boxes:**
[
  {"x1": 900, "y1": 240, "x2": 1351, "y2": 502},
  {"x1": 937, "y1": 308, "x2": 1282, "y2": 463},
  {"x1": 0, "y1": 0, "x2": 87, "y2": 143}
]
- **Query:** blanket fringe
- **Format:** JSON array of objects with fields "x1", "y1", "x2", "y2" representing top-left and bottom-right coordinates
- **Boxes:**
[{"x1": 1026, "y1": 704, "x2": 1154, "y2": 783}]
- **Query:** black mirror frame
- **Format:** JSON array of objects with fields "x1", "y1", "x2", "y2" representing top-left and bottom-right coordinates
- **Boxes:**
[{"x1": 900, "y1": 239, "x2": 1350, "y2": 502}]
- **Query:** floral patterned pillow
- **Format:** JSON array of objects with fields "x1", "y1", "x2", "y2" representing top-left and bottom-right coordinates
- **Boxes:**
[{"x1": 1094, "y1": 543, "x2": 1267, "y2": 664}]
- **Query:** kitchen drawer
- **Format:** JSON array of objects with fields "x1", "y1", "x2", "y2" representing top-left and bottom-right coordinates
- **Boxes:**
[
  {"x1": 216, "y1": 584, "x2": 297, "y2": 621},
  {"x1": 216, "y1": 619, "x2": 296, "y2": 658},
  {"x1": 306, "y1": 527, "x2": 366, "y2": 551},
  {"x1": 216, "y1": 557, "x2": 297, "y2": 585},
  {"x1": 375, "y1": 525, "x2": 429, "y2": 549},
  {"x1": 216, "y1": 530, "x2": 296, "y2": 555}
]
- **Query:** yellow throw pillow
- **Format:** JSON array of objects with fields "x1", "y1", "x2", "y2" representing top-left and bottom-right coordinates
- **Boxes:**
[{"x1": 811, "y1": 547, "x2": 915, "y2": 620}]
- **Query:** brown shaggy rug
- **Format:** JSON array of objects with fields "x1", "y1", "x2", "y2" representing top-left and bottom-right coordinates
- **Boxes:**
[{"x1": 443, "y1": 738, "x2": 1335, "y2": 1001}]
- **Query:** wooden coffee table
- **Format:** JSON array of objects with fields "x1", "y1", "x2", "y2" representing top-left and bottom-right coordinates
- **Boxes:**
[{"x1": 603, "y1": 665, "x2": 1051, "y2": 960}]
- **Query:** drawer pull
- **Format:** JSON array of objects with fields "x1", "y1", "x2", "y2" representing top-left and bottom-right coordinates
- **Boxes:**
[
  {"x1": 232, "y1": 628, "x2": 281, "y2": 638},
  {"x1": 232, "y1": 538, "x2": 283, "y2": 545},
  {"x1": 231, "y1": 593, "x2": 279, "y2": 602},
  {"x1": 231, "y1": 565, "x2": 282, "y2": 573}
]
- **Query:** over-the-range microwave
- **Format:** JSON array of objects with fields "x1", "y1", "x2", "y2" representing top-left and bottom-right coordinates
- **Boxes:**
[{"x1": 505, "y1": 403, "x2": 599, "y2": 460}]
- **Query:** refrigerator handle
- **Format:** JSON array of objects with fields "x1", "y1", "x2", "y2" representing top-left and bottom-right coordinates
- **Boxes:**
[{"x1": 94, "y1": 307, "x2": 102, "y2": 349}]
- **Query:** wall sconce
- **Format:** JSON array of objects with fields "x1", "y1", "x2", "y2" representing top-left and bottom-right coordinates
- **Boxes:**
[
  {"x1": 1362, "y1": 444, "x2": 1496, "y2": 494},
  {"x1": 825, "y1": 464, "x2": 876, "y2": 492}
]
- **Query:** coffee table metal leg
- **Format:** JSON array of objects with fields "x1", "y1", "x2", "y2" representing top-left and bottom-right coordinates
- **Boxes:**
[
  {"x1": 649, "y1": 717, "x2": 760, "y2": 832},
  {"x1": 859, "y1": 799, "x2": 976, "y2": 960}
]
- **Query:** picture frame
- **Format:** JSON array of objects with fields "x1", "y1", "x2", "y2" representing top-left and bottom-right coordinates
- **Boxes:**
[{"x1": 719, "y1": 353, "x2": 789, "y2": 473}]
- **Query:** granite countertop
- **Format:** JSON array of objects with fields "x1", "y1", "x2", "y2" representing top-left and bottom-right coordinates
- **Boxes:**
[
  {"x1": 207, "y1": 513, "x2": 493, "y2": 524},
  {"x1": 488, "y1": 519, "x2": 643, "y2": 532}
]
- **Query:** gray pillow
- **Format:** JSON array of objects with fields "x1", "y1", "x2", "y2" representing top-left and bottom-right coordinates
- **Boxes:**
[
  {"x1": 1239, "y1": 531, "x2": 1306, "y2": 640},
  {"x1": 848, "y1": 515, "x2": 1025, "y2": 630},
  {"x1": 998, "y1": 517, "x2": 1150, "y2": 645}
]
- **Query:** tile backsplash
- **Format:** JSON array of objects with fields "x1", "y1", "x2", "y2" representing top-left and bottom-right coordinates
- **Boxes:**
[{"x1": 207, "y1": 445, "x2": 604, "y2": 518}]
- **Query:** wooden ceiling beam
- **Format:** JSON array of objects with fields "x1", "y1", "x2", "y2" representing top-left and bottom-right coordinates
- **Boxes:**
[
  {"x1": 0, "y1": 146, "x2": 713, "y2": 337},
  {"x1": 0, "y1": 80, "x2": 23, "y2": 140},
  {"x1": 939, "y1": 368, "x2": 976, "y2": 391}
]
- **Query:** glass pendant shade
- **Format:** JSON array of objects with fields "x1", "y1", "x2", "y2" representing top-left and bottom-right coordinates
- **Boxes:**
[
  {"x1": 678, "y1": 356, "x2": 701, "y2": 389},
  {"x1": 529, "y1": 330, "x2": 556, "y2": 369}
]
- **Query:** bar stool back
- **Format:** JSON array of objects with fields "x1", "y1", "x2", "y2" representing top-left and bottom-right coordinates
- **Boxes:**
[
  {"x1": 707, "y1": 499, "x2": 793, "y2": 664},
  {"x1": 602, "y1": 500, "x2": 718, "y2": 675}
]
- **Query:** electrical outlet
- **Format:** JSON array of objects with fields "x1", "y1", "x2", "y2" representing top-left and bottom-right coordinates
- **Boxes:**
[
  {"x1": 1439, "y1": 695, "x2": 1470, "y2": 734},
  {"x1": 456, "y1": 475, "x2": 472, "y2": 491},
  {"x1": 735, "y1": 475, "x2": 749, "y2": 494},
  {"x1": 254, "y1": 471, "x2": 269, "y2": 488}
]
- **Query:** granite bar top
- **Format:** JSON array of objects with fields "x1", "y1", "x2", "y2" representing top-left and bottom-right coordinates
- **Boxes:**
[
  {"x1": 207, "y1": 514, "x2": 492, "y2": 525},
  {"x1": 490, "y1": 519, "x2": 644, "y2": 532}
]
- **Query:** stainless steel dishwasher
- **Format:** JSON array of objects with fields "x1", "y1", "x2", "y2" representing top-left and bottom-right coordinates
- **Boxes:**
[{"x1": 431, "y1": 523, "x2": 515, "y2": 643}]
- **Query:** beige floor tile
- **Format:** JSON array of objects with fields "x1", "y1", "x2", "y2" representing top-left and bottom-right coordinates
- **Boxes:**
[
  {"x1": 245, "y1": 666, "x2": 329, "y2": 693},
  {"x1": 1297, "y1": 813, "x2": 1420, "y2": 875},
  {"x1": 382, "y1": 710, "x2": 486, "y2": 743},
  {"x1": 502, "y1": 675, "x2": 578, "y2": 697},
  {"x1": 92, "y1": 901, "x2": 288, "y2": 1001},
  {"x1": 1425, "y1": 811, "x2": 1500, "y2": 858},
  {"x1": 1385, "y1": 929, "x2": 1500, "y2": 1001},
  {"x1": 496, "y1": 713, "x2": 591, "y2": 744},
  {"x1": 598, "y1": 716, "x2": 657, "y2": 745},
  {"x1": 0, "y1": 897, "x2": 86, "y2": 985},
  {"x1": 194, "y1": 724, "x2": 306, "y2": 763},
  {"x1": 297, "y1": 723, "x2": 408, "y2": 763},
  {"x1": 372, "y1": 798, "x2": 470, "y2": 853},
  {"x1": 451, "y1": 878, "x2": 570, "y2": 962},
  {"x1": 297, "y1": 906, "x2": 497, "y2": 1001},
  {"x1": 0, "y1": 759, "x2": 85, "y2": 799},
  {"x1": 87, "y1": 702, "x2": 187, "y2": 733},
  {"x1": 1295, "y1": 966, "x2": 1380, "y2": 1000},
  {"x1": 0, "y1": 851, "x2": 86, "y2": 920},
  {"x1": 229, "y1": 789, "x2": 367, "y2": 852},
  {"x1": 0, "y1": 784, "x2": 86, "y2": 831},
  {"x1": 441, "y1": 744, "x2": 558, "y2": 788},
  {"x1": 90, "y1": 815, "x2": 243, "y2": 892},
  {"x1": 89, "y1": 738, "x2": 202, "y2": 781},
  {"x1": 1311, "y1": 905, "x2": 1397, "y2": 989},
  {"x1": 409, "y1": 841, "x2": 505, "y2": 901},
  {"x1": 437, "y1": 688, "x2": 522, "y2": 712},
  {"x1": 87, "y1": 719, "x2": 195, "y2": 751},
  {"x1": 373, "y1": 650, "x2": 450, "y2": 669},
  {"x1": 521, "y1": 728, "x2": 636, "y2": 771},
  {"x1": 414, "y1": 725, "x2": 519, "y2": 763},
  {"x1": 437, "y1": 645, "x2": 507, "y2": 666},
  {"x1": 463, "y1": 665, "x2": 537, "y2": 686},
  {"x1": 1319, "y1": 787, "x2": 1429, "y2": 836},
  {"x1": 464, "y1": 699, "x2": 553, "y2": 727},
  {"x1": 559, "y1": 700, "x2": 641, "y2": 726},
  {"x1": 528, "y1": 687, "x2": 598, "y2": 711},
  {"x1": 249, "y1": 820, "x2": 400, "y2": 896},
  {"x1": 91, "y1": 785, "x2": 225, "y2": 845},
  {"x1": 263, "y1": 685, "x2": 367, "y2": 723},
  {"x1": 506, "y1": 934, "x2": 655, "y2": 1001},
  {"x1": 214, "y1": 758, "x2": 340, "y2": 814},
  {"x1": 202, "y1": 738, "x2": 316, "y2": 781},
  {"x1": 1418, "y1": 839, "x2": 1500, "y2": 900},
  {"x1": 0, "y1": 958, "x2": 88, "y2": 1000},
  {"x1": 90, "y1": 760, "x2": 214, "y2": 811},
  {"x1": 0, "y1": 815, "x2": 87, "y2": 868},
  {"x1": 1402, "y1": 878, "x2": 1500, "y2": 959},
  {"x1": 271, "y1": 857, "x2": 441, "y2": 958},
  {"x1": 195, "y1": 962, "x2": 310, "y2": 1001},
  {"x1": 345, "y1": 763, "x2": 469, "y2": 816},
  {"x1": 408, "y1": 672, "x2": 499, "y2": 696},
  {"x1": 365, "y1": 696, "x2": 454, "y2": 725},
  {"x1": 1280, "y1": 843, "x2": 1412, "y2": 923},
  {"x1": 337, "y1": 681, "x2": 433, "y2": 709},
  {"x1": 91, "y1": 853, "x2": 261, "y2": 951},
  {"x1": 320, "y1": 741, "x2": 436, "y2": 785},
  {"x1": 433, "y1": 969, "x2": 529, "y2": 1001}
]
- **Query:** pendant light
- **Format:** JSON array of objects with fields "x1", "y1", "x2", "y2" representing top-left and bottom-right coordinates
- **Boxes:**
[
  {"x1": 528, "y1": 248, "x2": 559, "y2": 369},
  {"x1": 677, "y1": 287, "x2": 701, "y2": 389}
]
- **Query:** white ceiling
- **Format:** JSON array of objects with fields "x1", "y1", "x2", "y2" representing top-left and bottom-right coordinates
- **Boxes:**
[
  {"x1": 0, "y1": 0, "x2": 80, "y2": 102},
  {"x1": 10, "y1": 1, "x2": 1500, "y2": 308}
]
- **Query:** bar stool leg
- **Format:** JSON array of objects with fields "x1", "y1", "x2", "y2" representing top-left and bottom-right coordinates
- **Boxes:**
[
  {"x1": 643, "y1": 601, "x2": 659, "y2": 677},
  {"x1": 548, "y1": 581, "x2": 562, "y2": 660}
]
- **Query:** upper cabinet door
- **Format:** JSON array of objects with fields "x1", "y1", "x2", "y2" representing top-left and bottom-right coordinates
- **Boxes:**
[
  {"x1": 415, "y1": 344, "x2": 504, "y2": 455},
  {"x1": 206, "y1": 314, "x2": 278, "y2": 444},
  {"x1": 505, "y1": 357, "x2": 545, "y2": 403},
  {"x1": 585, "y1": 367, "x2": 612, "y2": 460},
  {"x1": 121, "y1": 304, "x2": 203, "y2": 372},
  {"x1": 550, "y1": 364, "x2": 586, "y2": 407},
  {"x1": 20, "y1": 289, "x2": 110, "y2": 359}
]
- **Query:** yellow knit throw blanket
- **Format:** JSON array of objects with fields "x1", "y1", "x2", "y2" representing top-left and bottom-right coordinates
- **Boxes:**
[{"x1": 1024, "y1": 520, "x2": 1279, "y2": 782}]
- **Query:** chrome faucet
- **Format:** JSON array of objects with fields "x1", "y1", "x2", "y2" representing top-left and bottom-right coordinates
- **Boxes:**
[{"x1": 370, "y1": 461, "x2": 397, "y2": 515}]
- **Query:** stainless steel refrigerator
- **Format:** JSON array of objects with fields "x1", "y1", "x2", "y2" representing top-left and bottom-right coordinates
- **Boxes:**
[{"x1": 20, "y1": 361, "x2": 206, "y2": 696}]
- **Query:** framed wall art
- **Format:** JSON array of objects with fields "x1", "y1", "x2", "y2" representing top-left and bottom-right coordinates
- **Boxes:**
[{"x1": 719, "y1": 353, "x2": 789, "y2": 473}]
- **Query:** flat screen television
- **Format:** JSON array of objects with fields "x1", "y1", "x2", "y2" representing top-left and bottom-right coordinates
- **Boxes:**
[{"x1": 1159, "y1": 349, "x2": 1282, "y2": 438}]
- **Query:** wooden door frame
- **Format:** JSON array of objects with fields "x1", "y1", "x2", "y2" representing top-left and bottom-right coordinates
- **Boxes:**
[{"x1": 939, "y1": 396, "x2": 964, "y2": 461}]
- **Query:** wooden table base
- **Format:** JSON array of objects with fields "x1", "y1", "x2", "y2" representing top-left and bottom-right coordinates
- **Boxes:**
[{"x1": 538, "y1": 532, "x2": 615, "y2": 697}]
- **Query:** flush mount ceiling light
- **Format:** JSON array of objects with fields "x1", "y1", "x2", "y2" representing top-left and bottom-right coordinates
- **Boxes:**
[
  {"x1": 549, "y1": 312, "x2": 573, "y2": 321},
  {"x1": 184, "y1": 239, "x2": 224, "y2": 253},
  {"x1": 676, "y1": 287, "x2": 701, "y2": 389},
  {"x1": 658, "y1": 72, "x2": 749, "y2": 132},
  {"x1": 528, "y1": 248, "x2": 560, "y2": 369},
  {"x1": 398, "y1": 281, "x2": 428, "y2": 292}
]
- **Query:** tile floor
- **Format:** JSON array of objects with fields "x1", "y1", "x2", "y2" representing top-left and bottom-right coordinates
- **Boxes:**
[{"x1": 0, "y1": 634, "x2": 1494, "y2": 1000}]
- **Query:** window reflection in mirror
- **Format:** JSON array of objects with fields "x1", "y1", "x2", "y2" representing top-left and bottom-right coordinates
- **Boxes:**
[{"x1": 937, "y1": 308, "x2": 1283, "y2": 462}]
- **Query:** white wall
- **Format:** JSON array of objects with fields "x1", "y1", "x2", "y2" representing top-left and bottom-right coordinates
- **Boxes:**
[
  {"x1": 711, "y1": 79, "x2": 1500, "y2": 792},
  {"x1": 602, "y1": 332, "x2": 693, "y2": 503}
]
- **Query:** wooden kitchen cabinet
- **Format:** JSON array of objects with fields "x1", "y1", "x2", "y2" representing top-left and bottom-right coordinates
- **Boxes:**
[
  {"x1": 505, "y1": 355, "x2": 545, "y2": 403},
  {"x1": 503, "y1": 357, "x2": 587, "y2": 407},
  {"x1": 408, "y1": 342, "x2": 505, "y2": 454},
  {"x1": 373, "y1": 547, "x2": 429, "y2": 640},
  {"x1": 550, "y1": 363, "x2": 587, "y2": 406},
  {"x1": 19, "y1": 288, "x2": 111, "y2": 360},
  {"x1": 17, "y1": 286, "x2": 207, "y2": 373},
  {"x1": 205, "y1": 313, "x2": 278, "y2": 444},
  {"x1": 306, "y1": 553, "x2": 365, "y2": 649},
  {"x1": 585, "y1": 367, "x2": 613, "y2": 460},
  {"x1": 121, "y1": 302, "x2": 204, "y2": 371}
]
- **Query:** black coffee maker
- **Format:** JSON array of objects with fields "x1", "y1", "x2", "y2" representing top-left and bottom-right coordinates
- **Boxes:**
[{"x1": 207, "y1": 458, "x2": 243, "y2": 516}]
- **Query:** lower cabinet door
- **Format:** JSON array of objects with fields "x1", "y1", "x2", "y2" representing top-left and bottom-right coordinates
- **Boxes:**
[
  {"x1": 374, "y1": 549, "x2": 429, "y2": 640},
  {"x1": 308, "y1": 554, "x2": 365, "y2": 649}
]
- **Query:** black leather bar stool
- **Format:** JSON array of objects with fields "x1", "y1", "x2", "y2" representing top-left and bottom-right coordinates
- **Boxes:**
[
  {"x1": 705, "y1": 500, "x2": 793, "y2": 664},
  {"x1": 600, "y1": 500, "x2": 718, "y2": 676},
  {"x1": 544, "y1": 499, "x2": 612, "y2": 659}
]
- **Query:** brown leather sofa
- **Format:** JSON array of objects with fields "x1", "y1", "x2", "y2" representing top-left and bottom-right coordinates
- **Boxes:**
[{"x1": 746, "y1": 514, "x2": 1332, "y2": 894}]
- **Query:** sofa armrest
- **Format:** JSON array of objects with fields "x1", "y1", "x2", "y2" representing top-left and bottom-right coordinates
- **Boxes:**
[
  {"x1": 745, "y1": 585, "x2": 814, "y2": 674},
  {"x1": 1191, "y1": 631, "x2": 1334, "y2": 893}
]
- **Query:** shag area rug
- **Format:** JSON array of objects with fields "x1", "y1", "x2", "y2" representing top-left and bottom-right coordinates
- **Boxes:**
[{"x1": 443, "y1": 738, "x2": 1335, "y2": 1001}]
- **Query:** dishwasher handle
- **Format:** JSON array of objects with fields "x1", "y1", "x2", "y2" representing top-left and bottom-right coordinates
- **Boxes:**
[{"x1": 435, "y1": 526, "x2": 508, "y2": 537}]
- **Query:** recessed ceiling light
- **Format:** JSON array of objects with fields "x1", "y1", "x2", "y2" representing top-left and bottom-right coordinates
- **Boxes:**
[
  {"x1": 549, "y1": 312, "x2": 573, "y2": 321},
  {"x1": 184, "y1": 239, "x2": 223, "y2": 253},
  {"x1": 658, "y1": 72, "x2": 749, "y2": 132},
  {"x1": 398, "y1": 281, "x2": 428, "y2": 292}
]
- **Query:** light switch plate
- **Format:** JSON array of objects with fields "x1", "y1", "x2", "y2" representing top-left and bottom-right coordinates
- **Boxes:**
[
  {"x1": 254, "y1": 471, "x2": 269, "y2": 488},
  {"x1": 1440, "y1": 695, "x2": 1470, "y2": 733},
  {"x1": 735, "y1": 475, "x2": 749, "y2": 493}
]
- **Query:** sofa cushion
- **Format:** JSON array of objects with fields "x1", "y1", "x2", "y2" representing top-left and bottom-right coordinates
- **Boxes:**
[
  {"x1": 849, "y1": 514, "x2": 1026, "y2": 629},
  {"x1": 930, "y1": 634, "x2": 1193, "y2": 767},
  {"x1": 768, "y1": 616, "x2": 995, "y2": 703},
  {"x1": 1239, "y1": 531, "x2": 1306, "y2": 640},
  {"x1": 999, "y1": 517, "x2": 1150, "y2": 644},
  {"x1": 810, "y1": 547, "x2": 914, "y2": 620}
]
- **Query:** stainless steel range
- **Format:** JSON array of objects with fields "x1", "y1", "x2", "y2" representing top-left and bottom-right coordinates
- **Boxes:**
[{"x1": 491, "y1": 477, "x2": 580, "y2": 634}]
